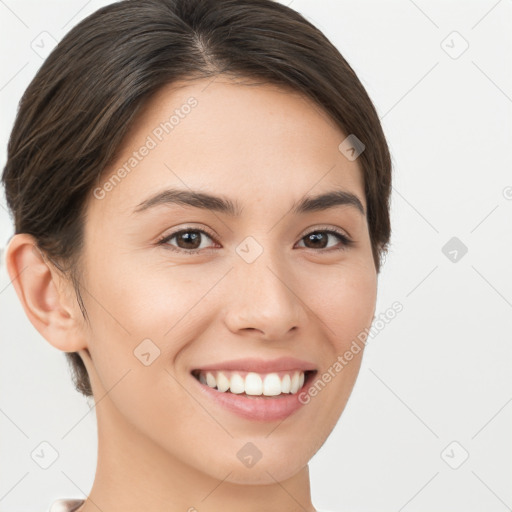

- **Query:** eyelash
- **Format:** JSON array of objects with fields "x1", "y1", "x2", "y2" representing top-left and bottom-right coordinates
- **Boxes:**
[{"x1": 156, "y1": 226, "x2": 354, "y2": 255}]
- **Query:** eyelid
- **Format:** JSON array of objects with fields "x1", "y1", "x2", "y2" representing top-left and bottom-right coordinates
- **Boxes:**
[
  {"x1": 156, "y1": 225, "x2": 219, "y2": 248},
  {"x1": 298, "y1": 224, "x2": 352, "y2": 242}
]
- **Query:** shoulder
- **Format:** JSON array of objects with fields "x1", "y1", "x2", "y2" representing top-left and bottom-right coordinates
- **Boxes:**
[{"x1": 48, "y1": 498, "x2": 84, "y2": 512}]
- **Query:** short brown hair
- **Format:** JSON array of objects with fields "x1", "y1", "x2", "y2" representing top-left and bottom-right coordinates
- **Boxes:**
[{"x1": 2, "y1": 0, "x2": 392, "y2": 398}]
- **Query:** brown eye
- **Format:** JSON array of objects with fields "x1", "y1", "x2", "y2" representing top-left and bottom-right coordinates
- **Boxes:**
[
  {"x1": 173, "y1": 230, "x2": 203, "y2": 250},
  {"x1": 297, "y1": 230, "x2": 353, "y2": 251},
  {"x1": 158, "y1": 228, "x2": 217, "y2": 254}
]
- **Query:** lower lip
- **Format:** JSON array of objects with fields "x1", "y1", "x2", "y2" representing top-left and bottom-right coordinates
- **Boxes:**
[{"x1": 191, "y1": 371, "x2": 317, "y2": 422}]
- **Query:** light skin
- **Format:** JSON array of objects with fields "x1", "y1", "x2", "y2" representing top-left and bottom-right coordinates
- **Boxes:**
[{"x1": 6, "y1": 76, "x2": 378, "y2": 512}]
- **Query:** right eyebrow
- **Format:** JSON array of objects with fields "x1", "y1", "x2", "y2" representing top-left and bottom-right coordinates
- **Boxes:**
[{"x1": 133, "y1": 188, "x2": 242, "y2": 216}]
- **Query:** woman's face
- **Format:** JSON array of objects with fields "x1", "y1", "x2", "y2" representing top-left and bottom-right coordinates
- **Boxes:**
[{"x1": 77, "y1": 76, "x2": 377, "y2": 484}]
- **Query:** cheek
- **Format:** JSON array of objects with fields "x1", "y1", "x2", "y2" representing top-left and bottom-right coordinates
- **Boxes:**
[
  {"x1": 304, "y1": 259, "x2": 377, "y2": 346},
  {"x1": 80, "y1": 264, "x2": 198, "y2": 442},
  {"x1": 81, "y1": 253, "x2": 223, "y2": 402},
  {"x1": 295, "y1": 258, "x2": 376, "y2": 409},
  {"x1": 83, "y1": 253, "x2": 187, "y2": 336}
]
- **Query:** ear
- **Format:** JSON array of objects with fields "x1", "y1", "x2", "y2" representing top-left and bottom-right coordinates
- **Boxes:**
[{"x1": 5, "y1": 233, "x2": 88, "y2": 353}]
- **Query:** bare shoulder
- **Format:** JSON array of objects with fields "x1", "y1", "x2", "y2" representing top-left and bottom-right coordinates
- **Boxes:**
[{"x1": 48, "y1": 498, "x2": 84, "y2": 512}]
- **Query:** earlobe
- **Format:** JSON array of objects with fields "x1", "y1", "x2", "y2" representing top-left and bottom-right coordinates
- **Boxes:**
[{"x1": 5, "y1": 233, "x2": 87, "y2": 353}]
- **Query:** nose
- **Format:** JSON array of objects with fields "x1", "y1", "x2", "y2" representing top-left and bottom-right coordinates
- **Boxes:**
[{"x1": 223, "y1": 247, "x2": 306, "y2": 341}]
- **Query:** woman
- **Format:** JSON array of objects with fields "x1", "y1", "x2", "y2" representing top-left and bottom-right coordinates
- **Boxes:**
[{"x1": 2, "y1": 0, "x2": 392, "y2": 510}]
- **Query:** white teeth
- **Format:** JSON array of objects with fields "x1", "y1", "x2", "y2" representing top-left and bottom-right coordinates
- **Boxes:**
[
  {"x1": 263, "y1": 373, "x2": 282, "y2": 396},
  {"x1": 245, "y1": 372, "x2": 263, "y2": 395},
  {"x1": 195, "y1": 370, "x2": 307, "y2": 396},
  {"x1": 290, "y1": 372, "x2": 300, "y2": 393},
  {"x1": 216, "y1": 371, "x2": 230, "y2": 392},
  {"x1": 206, "y1": 372, "x2": 216, "y2": 388},
  {"x1": 281, "y1": 374, "x2": 291, "y2": 393},
  {"x1": 230, "y1": 373, "x2": 245, "y2": 394}
]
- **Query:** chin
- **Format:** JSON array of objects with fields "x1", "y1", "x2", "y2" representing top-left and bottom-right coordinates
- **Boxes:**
[{"x1": 204, "y1": 441, "x2": 312, "y2": 485}]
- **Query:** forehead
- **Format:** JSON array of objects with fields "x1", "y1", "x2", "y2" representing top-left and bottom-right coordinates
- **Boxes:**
[{"x1": 90, "y1": 76, "x2": 365, "y2": 217}]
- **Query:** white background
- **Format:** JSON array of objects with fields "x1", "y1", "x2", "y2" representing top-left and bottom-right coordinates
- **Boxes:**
[{"x1": 1, "y1": 1, "x2": 511, "y2": 511}]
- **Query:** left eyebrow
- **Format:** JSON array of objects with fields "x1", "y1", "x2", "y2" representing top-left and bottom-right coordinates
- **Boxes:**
[
  {"x1": 132, "y1": 188, "x2": 366, "y2": 217},
  {"x1": 291, "y1": 189, "x2": 365, "y2": 216}
]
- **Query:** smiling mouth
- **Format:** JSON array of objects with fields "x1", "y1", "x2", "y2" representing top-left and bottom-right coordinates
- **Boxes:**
[{"x1": 191, "y1": 369, "x2": 317, "y2": 397}]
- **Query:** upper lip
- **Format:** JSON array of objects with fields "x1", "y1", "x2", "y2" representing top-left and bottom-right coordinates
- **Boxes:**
[{"x1": 192, "y1": 357, "x2": 317, "y2": 374}]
